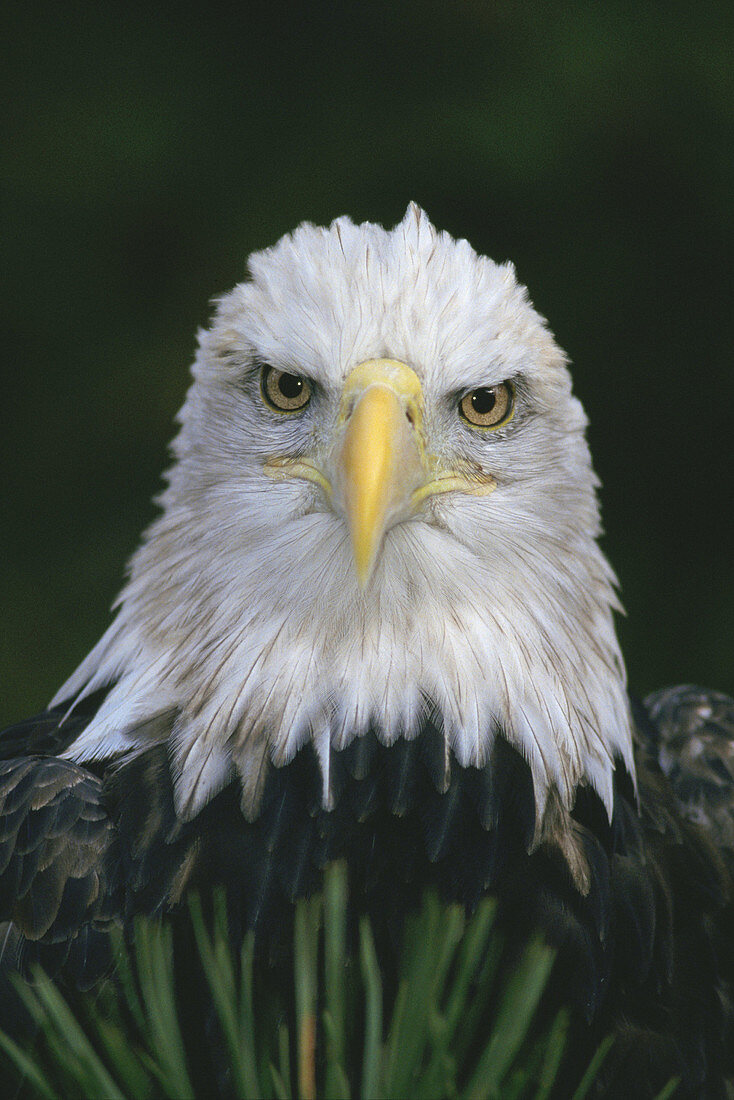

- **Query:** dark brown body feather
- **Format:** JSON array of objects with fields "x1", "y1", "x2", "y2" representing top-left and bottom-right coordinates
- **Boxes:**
[{"x1": 0, "y1": 688, "x2": 732, "y2": 1097}]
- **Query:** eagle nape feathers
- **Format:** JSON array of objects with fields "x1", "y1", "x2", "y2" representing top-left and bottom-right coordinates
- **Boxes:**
[{"x1": 1, "y1": 206, "x2": 732, "y2": 1098}]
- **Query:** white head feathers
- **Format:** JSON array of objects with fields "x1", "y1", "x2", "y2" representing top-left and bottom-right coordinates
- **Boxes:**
[{"x1": 57, "y1": 204, "x2": 634, "y2": 844}]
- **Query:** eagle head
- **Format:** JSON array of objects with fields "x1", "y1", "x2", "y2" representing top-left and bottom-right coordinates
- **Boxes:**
[{"x1": 58, "y1": 205, "x2": 634, "y2": 849}]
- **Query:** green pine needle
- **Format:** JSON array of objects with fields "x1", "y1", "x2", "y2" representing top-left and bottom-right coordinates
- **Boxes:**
[{"x1": 1, "y1": 862, "x2": 620, "y2": 1099}]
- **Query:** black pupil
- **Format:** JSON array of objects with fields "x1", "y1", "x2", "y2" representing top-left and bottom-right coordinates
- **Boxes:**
[
  {"x1": 278, "y1": 373, "x2": 303, "y2": 400},
  {"x1": 471, "y1": 388, "x2": 496, "y2": 415}
]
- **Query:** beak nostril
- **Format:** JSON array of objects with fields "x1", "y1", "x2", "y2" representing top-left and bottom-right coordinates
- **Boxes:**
[{"x1": 405, "y1": 408, "x2": 415, "y2": 427}]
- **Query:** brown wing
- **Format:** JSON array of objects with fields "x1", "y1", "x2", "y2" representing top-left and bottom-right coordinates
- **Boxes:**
[
  {"x1": 0, "y1": 693, "x2": 119, "y2": 994},
  {"x1": 0, "y1": 755, "x2": 116, "y2": 988},
  {"x1": 643, "y1": 684, "x2": 734, "y2": 852}
]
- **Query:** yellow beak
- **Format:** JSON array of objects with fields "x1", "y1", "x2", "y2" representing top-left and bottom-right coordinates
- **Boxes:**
[
  {"x1": 336, "y1": 360, "x2": 428, "y2": 588},
  {"x1": 263, "y1": 357, "x2": 497, "y2": 589}
]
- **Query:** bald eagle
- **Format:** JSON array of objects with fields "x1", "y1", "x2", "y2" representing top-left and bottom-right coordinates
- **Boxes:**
[{"x1": 1, "y1": 206, "x2": 732, "y2": 1096}]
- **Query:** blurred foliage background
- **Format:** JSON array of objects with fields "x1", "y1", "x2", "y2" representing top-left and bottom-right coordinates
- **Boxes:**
[{"x1": 2, "y1": 0, "x2": 732, "y2": 726}]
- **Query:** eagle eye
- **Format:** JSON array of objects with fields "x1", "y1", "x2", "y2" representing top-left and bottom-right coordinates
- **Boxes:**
[
  {"x1": 261, "y1": 365, "x2": 312, "y2": 413},
  {"x1": 459, "y1": 381, "x2": 514, "y2": 429}
]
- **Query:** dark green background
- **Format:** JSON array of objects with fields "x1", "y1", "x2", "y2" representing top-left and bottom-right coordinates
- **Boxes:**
[{"x1": 3, "y1": 0, "x2": 732, "y2": 726}]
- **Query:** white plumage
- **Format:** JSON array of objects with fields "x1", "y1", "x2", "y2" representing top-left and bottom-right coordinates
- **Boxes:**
[{"x1": 56, "y1": 204, "x2": 633, "y2": 849}]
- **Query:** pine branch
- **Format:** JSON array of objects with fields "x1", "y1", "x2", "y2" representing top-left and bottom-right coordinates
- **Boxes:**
[{"x1": 1, "y1": 863, "x2": 624, "y2": 1099}]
